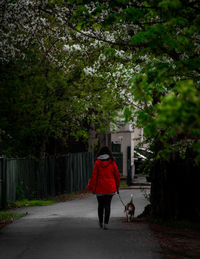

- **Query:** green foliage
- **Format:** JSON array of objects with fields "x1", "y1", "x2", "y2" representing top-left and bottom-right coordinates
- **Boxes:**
[
  {"x1": 125, "y1": 1, "x2": 200, "y2": 161},
  {"x1": 16, "y1": 182, "x2": 26, "y2": 201},
  {"x1": 0, "y1": 211, "x2": 26, "y2": 221},
  {"x1": 16, "y1": 181, "x2": 35, "y2": 201},
  {"x1": 0, "y1": 46, "x2": 122, "y2": 157},
  {"x1": 124, "y1": 106, "x2": 132, "y2": 123},
  {"x1": 7, "y1": 200, "x2": 55, "y2": 208},
  {"x1": 156, "y1": 80, "x2": 200, "y2": 137},
  {"x1": 0, "y1": 58, "x2": 70, "y2": 157},
  {"x1": 66, "y1": 0, "x2": 200, "y2": 221},
  {"x1": 0, "y1": 0, "x2": 126, "y2": 157},
  {"x1": 1, "y1": 0, "x2": 200, "y2": 162}
]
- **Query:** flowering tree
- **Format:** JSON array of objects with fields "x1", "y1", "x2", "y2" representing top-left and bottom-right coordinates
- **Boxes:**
[
  {"x1": 0, "y1": 0, "x2": 127, "y2": 157},
  {"x1": 63, "y1": 0, "x2": 200, "y2": 220},
  {"x1": 1, "y1": 0, "x2": 200, "y2": 219}
]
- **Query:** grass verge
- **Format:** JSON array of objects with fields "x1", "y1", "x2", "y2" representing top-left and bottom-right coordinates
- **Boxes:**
[
  {"x1": 7, "y1": 199, "x2": 56, "y2": 208},
  {"x1": 120, "y1": 183, "x2": 128, "y2": 188},
  {"x1": 0, "y1": 211, "x2": 26, "y2": 221},
  {"x1": 0, "y1": 211, "x2": 26, "y2": 230},
  {"x1": 7, "y1": 191, "x2": 91, "y2": 209}
]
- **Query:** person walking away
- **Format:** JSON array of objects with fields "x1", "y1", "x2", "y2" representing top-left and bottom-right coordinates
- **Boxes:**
[{"x1": 87, "y1": 146, "x2": 120, "y2": 230}]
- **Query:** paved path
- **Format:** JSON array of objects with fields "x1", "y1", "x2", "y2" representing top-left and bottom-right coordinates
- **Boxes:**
[{"x1": 0, "y1": 189, "x2": 163, "y2": 259}]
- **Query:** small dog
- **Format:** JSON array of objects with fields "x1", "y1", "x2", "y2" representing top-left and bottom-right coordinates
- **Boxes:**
[{"x1": 124, "y1": 194, "x2": 135, "y2": 222}]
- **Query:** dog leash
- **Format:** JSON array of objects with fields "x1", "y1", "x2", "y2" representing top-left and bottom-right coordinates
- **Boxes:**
[
  {"x1": 117, "y1": 191, "x2": 129, "y2": 220},
  {"x1": 117, "y1": 191, "x2": 126, "y2": 207},
  {"x1": 111, "y1": 163, "x2": 128, "y2": 220}
]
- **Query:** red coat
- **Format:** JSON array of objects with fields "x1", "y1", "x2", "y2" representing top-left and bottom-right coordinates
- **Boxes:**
[{"x1": 87, "y1": 159, "x2": 120, "y2": 194}]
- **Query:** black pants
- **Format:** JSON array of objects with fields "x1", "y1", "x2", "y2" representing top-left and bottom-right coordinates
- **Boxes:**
[{"x1": 97, "y1": 195, "x2": 113, "y2": 224}]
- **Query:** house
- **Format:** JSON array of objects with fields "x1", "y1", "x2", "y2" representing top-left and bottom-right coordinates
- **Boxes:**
[{"x1": 111, "y1": 123, "x2": 144, "y2": 182}]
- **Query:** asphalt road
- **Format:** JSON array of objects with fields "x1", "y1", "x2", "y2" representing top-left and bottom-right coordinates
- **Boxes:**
[{"x1": 0, "y1": 189, "x2": 163, "y2": 259}]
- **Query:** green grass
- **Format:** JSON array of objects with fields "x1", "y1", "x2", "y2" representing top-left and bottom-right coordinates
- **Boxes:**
[
  {"x1": 7, "y1": 191, "x2": 89, "y2": 208},
  {"x1": 120, "y1": 182, "x2": 128, "y2": 188},
  {"x1": 0, "y1": 211, "x2": 26, "y2": 221},
  {"x1": 7, "y1": 199, "x2": 56, "y2": 208}
]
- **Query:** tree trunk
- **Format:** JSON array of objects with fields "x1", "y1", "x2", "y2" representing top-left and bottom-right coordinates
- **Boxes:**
[{"x1": 150, "y1": 154, "x2": 200, "y2": 221}]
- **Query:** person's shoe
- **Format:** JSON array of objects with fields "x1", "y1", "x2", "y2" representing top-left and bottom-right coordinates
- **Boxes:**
[
  {"x1": 99, "y1": 222, "x2": 103, "y2": 229},
  {"x1": 103, "y1": 223, "x2": 108, "y2": 230}
]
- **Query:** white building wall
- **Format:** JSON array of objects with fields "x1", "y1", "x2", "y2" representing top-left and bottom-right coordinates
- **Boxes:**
[
  {"x1": 133, "y1": 127, "x2": 143, "y2": 146},
  {"x1": 111, "y1": 123, "x2": 143, "y2": 180}
]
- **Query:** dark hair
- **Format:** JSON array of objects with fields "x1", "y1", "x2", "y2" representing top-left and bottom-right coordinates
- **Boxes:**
[{"x1": 96, "y1": 146, "x2": 113, "y2": 160}]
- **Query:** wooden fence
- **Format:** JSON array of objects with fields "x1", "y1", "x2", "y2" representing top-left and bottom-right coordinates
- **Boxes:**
[{"x1": 0, "y1": 152, "x2": 94, "y2": 209}]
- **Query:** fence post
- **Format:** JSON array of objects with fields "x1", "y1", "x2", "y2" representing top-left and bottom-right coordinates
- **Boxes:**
[
  {"x1": 0, "y1": 158, "x2": 7, "y2": 209},
  {"x1": 0, "y1": 158, "x2": 3, "y2": 209}
]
